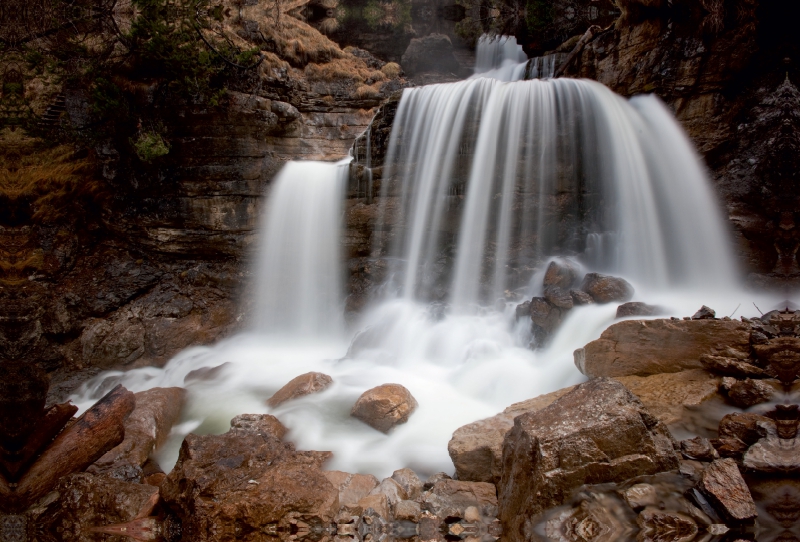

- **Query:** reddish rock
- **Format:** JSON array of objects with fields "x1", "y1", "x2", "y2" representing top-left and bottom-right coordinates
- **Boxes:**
[
  {"x1": 576, "y1": 318, "x2": 752, "y2": 377},
  {"x1": 160, "y1": 414, "x2": 338, "y2": 540},
  {"x1": 391, "y1": 468, "x2": 423, "y2": 500},
  {"x1": 570, "y1": 289, "x2": 594, "y2": 305},
  {"x1": 324, "y1": 471, "x2": 379, "y2": 506},
  {"x1": 680, "y1": 437, "x2": 719, "y2": 462},
  {"x1": 498, "y1": 378, "x2": 678, "y2": 538},
  {"x1": 351, "y1": 384, "x2": 417, "y2": 432},
  {"x1": 727, "y1": 378, "x2": 775, "y2": 408},
  {"x1": 700, "y1": 354, "x2": 770, "y2": 378},
  {"x1": 266, "y1": 372, "x2": 333, "y2": 408},
  {"x1": 543, "y1": 286, "x2": 574, "y2": 310},
  {"x1": 543, "y1": 259, "x2": 580, "y2": 289},
  {"x1": 718, "y1": 412, "x2": 772, "y2": 445},
  {"x1": 616, "y1": 302, "x2": 661, "y2": 318},
  {"x1": 698, "y1": 459, "x2": 757, "y2": 522},
  {"x1": 580, "y1": 273, "x2": 634, "y2": 303}
]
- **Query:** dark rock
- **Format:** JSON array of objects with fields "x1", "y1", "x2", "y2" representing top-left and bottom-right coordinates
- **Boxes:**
[
  {"x1": 570, "y1": 289, "x2": 594, "y2": 305},
  {"x1": 727, "y1": 378, "x2": 775, "y2": 408},
  {"x1": 709, "y1": 438, "x2": 750, "y2": 459},
  {"x1": 515, "y1": 300, "x2": 531, "y2": 320},
  {"x1": 580, "y1": 273, "x2": 634, "y2": 304},
  {"x1": 530, "y1": 297, "x2": 563, "y2": 333},
  {"x1": 718, "y1": 412, "x2": 773, "y2": 445},
  {"x1": 543, "y1": 259, "x2": 579, "y2": 290},
  {"x1": 543, "y1": 286, "x2": 573, "y2": 310},
  {"x1": 680, "y1": 437, "x2": 719, "y2": 461},
  {"x1": 498, "y1": 378, "x2": 678, "y2": 532},
  {"x1": 616, "y1": 302, "x2": 661, "y2": 318},
  {"x1": 351, "y1": 384, "x2": 418, "y2": 432},
  {"x1": 692, "y1": 306, "x2": 716, "y2": 320},
  {"x1": 400, "y1": 34, "x2": 460, "y2": 76},
  {"x1": 267, "y1": 372, "x2": 333, "y2": 408},
  {"x1": 161, "y1": 414, "x2": 338, "y2": 540},
  {"x1": 423, "y1": 472, "x2": 452, "y2": 491},
  {"x1": 698, "y1": 458, "x2": 757, "y2": 522},
  {"x1": 699, "y1": 354, "x2": 770, "y2": 378}
]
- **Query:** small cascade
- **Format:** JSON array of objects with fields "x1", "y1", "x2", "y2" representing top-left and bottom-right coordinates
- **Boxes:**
[
  {"x1": 524, "y1": 53, "x2": 567, "y2": 79},
  {"x1": 252, "y1": 160, "x2": 348, "y2": 337},
  {"x1": 472, "y1": 35, "x2": 528, "y2": 82}
]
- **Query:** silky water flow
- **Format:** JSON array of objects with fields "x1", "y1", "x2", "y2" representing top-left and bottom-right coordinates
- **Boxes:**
[{"x1": 70, "y1": 37, "x2": 777, "y2": 478}]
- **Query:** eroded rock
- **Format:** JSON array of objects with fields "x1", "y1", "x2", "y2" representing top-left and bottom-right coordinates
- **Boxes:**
[
  {"x1": 499, "y1": 378, "x2": 678, "y2": 534},
  {"x1": 351, "y1": 384, "x2": 417, "y2": 432}
]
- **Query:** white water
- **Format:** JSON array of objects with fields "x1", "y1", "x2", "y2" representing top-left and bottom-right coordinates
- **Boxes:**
[{"x1": 69, "y1": 39, "x2": 773, "y2": 480}]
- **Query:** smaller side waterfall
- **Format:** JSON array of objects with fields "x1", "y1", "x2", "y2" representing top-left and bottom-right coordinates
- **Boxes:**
[
  {"x1": 472, "y1": 35, "x2": 528, "y2": 81},
  {"x1": 253, "y1": 160, "x2": 348, "y2": 337}
]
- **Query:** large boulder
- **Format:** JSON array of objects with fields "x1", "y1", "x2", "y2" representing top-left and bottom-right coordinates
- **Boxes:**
[
  {"x1": 448, "y1": 387, "x2": 575, "y2": 484},
  {"x1": 542, "y1": 259, "x2": 580, "y2": 289},
  {"x1": 351, "y1": 384, "x2": 417, "y2": 432},
  {"x1": 498, "y1": 378, "x2": 678, "y2": 540},
  {"x1": 267, "y1": 372, "x2": 333, "y2": 407},
  {"x1": 161, "y1": 414, "x2": 339, "y2": 540},
  {"x1": 580, "y1": 273, "x2": 634, "y2": 303},
  {"x1": 400, "y1": 34, "x2": 460, "y2": 76},
  {"x1": 575, "y1": 318, "x2": 751, "y2": 377},
  {"x1": 89, "y1": 387, "x2": 185, "y2": 478}
]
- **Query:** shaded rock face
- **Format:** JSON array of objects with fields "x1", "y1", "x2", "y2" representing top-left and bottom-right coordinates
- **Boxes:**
[
  {"x1": 498, "y1": 378, "x2": 679, "y2": 540},
  {"x1": 161, "y1": 414, "x2": 339, "y2": 540},
  {"x1": 401, "y1": 34, "x2": 463, "y2": 77}
]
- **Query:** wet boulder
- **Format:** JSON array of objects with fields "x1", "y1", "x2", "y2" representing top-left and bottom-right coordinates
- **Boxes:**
[
  {"x1": 267, "y1": 372, "x2": 333, "y2": 407},
  {"x1": 543, "y1": 259, "x2": 580, "y2": 290},
  {"x1": 543, "y1": 286, "x2": 573, "y2": 310},
  {"x1": 580, "y1": 273, "x2": 634, "y2": 303},
  {"x1": 698, "y1": 458, "x2": 757, "y2": 522},
  {"x1": 351, "y1": 384, "x2": 417, "y2": 433},
  {"x1": 726, "y1": 378, "x2": 775, "y2": 407},
  {"x1": 570, "y1": 289, "x2": 594, "y2": 305},
  {"x1": 616, "y1": 301, "x2": 661, "y2": 318},
  {"x1": 498, "y1": 378, "x2": 678, "y2": 538},
  {"x1": 575, "y1": 318, "x2": 751, "y2": 377},
  {"x1": 160, "y1": 414, "x2": 338, "y2": 540}
]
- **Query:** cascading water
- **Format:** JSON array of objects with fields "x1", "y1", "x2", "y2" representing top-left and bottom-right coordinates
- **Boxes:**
[
  {"x1": 70, "y1": 36, "x2": 770, "y2": 479},
  {"x1": 253, "y1": 160, "x2": 348, "y2": 337}
]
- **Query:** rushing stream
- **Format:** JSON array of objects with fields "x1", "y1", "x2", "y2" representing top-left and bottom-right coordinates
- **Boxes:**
[{"x1": 71, "y1": 36, "x2": 780, "y2": 478}]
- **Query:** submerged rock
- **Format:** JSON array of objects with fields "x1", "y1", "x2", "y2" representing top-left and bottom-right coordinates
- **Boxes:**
[
  {"x1": 498, "y1": 378, "x2": 678, "y2": 537},
  {"x1": 576, "y1": 318, "x2": 751, "y2": 377},
  {"x1": 266, "y1": 371, "x2": 333, "y2": 407},
  {"x1": 580, "y1": 273, "x2": 634, "y2": 303},
  {"x1": 351, "y1": 384, "x2": 418, "y2": 432}
]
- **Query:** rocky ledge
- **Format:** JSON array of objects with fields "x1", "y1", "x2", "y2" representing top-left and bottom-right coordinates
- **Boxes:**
[{"x1": 3, "y1": 306, "x2": 800, "y2": 541}]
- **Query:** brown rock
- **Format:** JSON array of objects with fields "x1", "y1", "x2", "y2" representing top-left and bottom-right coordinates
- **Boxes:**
[
  {"x1": 692, "y1": 305, "x2": 716, "y2": 320},
  {"x1": 422, "y1": 479, "x2": 498, "y2": 518},
  {"x1": 529, "y1": 297, "x2": 563, "y2": 333},
  {"x1": 351, "y1": 384, "x2": 417, "y2": 432},
  {"x1": 637, "y1": 508, "x2": 698, "y2": 541},
  {"x1": 698, "y1": 458, "x2": 757, "y2": 522},
  {"x1": 616, "y1": 301, "x2": 661, "y2": 318},
  {"x1": 543, "y1": 259, "x2": 580, "y2": 289},
  {"x1": 91, "y1": 387, "x2": 185, "y2": 474},
  {"x1": 742, "y1": 434, "x2": 800, "y2": 473},
  {"x1": 543, "y1": 286, "x2": 574, "y2": 310},
  {"x1": 324, "y1": 471, "x2": 379, "y2": 506},
  {"x1": 727, "y1": 378, "x2": 775, "y2": 407},
  {"x1": 394, "y1": 499, "x2": 421, "y2": 522},
  {"x1": 576, "y1": 319, "x2": 751, "y2": 377},
  {"x1": 700, "y1": 354, "x2": 770, "y2": 378},
  {"x1": 161, "y1": 414, "x2": 338, "y2": 540},
  {"x1": 580, "y1": 273, "x2": 634, "y2": 303},
  {"x1": 230, "y1": 412, "x2": 288, "y2": 439},
  {"x1": 718, "y1": 412, "x2": 772, "y2": 445},
  {"x1": 448, "y1": 386, "x2": 575, "y2": 484},
  {"x1": 614, "y1": 369, "x2": 722, "y2": 425},
  {"x1": 752, "y1": 336, "x2": 800, "y2": 384},
  {"x1": 391, "y1": 468, "x2": 422, "y2": 500},
  {"x1": 622, "y1": 483, "x2": 659, "y2": 509},
  {"x1": 499, "y1": 378, "x2": 678, "y2": 535},
  {"x1": 710, "y1": 438, "x2": 750, "y2": 459},
  {"x1": 368, "y1": 477, "x2": 408, "y2": 509},
  {"x1": 357, "y1": 493, "x2": 389, "y2": 519},
  {"x1": 266, "y1": 372, "x2": 333, "y2": 408},
  {"x1": 680, "y1": 437, "x2": 719, "y2": 461},
  {"x1": 570, "y1": 289, "x2": 594, "y2": 305},
  {"x1": 27, "y1": 472, "x2": 159, "y2": 542}
]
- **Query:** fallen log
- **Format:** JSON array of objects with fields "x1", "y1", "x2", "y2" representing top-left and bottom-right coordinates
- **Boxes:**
[
  {"x1": 0, "y1": 402, "x2": 78, "y2": 481},
  {"x1": 554, "y1": 25, "x2": 602, "y2": 78},
  {"x1": 13, "y1": 385, "x2": 135, "y2": 508}
]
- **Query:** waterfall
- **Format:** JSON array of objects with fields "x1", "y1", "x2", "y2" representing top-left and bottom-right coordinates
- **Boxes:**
[
  {"x1": 252, "y1": 160, "x2": 348, "y2": 337},
  {"x1": 472, "y1": 35, "x2": 528, "y2": 81},
  {"x1": 381, "y1": 77, "x2": 738, "y2": 307}
]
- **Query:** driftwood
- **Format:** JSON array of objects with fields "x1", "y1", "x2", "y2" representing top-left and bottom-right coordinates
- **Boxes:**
[
  {"x1": 554, "y1": 25, "x2": 602, "y2": 79},
  {"x1": 0, "y1": 402, "x2": 78, "y2": 481},
  {"x1": 13, "y1": 385, "x2": 135, "y2": 507}
]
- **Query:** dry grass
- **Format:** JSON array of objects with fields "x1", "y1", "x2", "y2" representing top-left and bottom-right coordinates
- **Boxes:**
[
  {"x1": 355, "y1": 84, "x2": 382, "y2": 99},
  {"x1": 381, "y1": 62, "x2": 402, "y2": 78}
]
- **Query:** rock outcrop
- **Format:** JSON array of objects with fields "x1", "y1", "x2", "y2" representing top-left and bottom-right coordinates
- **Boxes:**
[{"x1": 498, "y1": 378, "x2": 678, "y2": 539}]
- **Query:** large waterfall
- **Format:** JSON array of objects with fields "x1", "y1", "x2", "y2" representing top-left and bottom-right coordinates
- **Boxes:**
[{"x1": 70, "y1": 37, "x2": 760, "y2": 478}]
